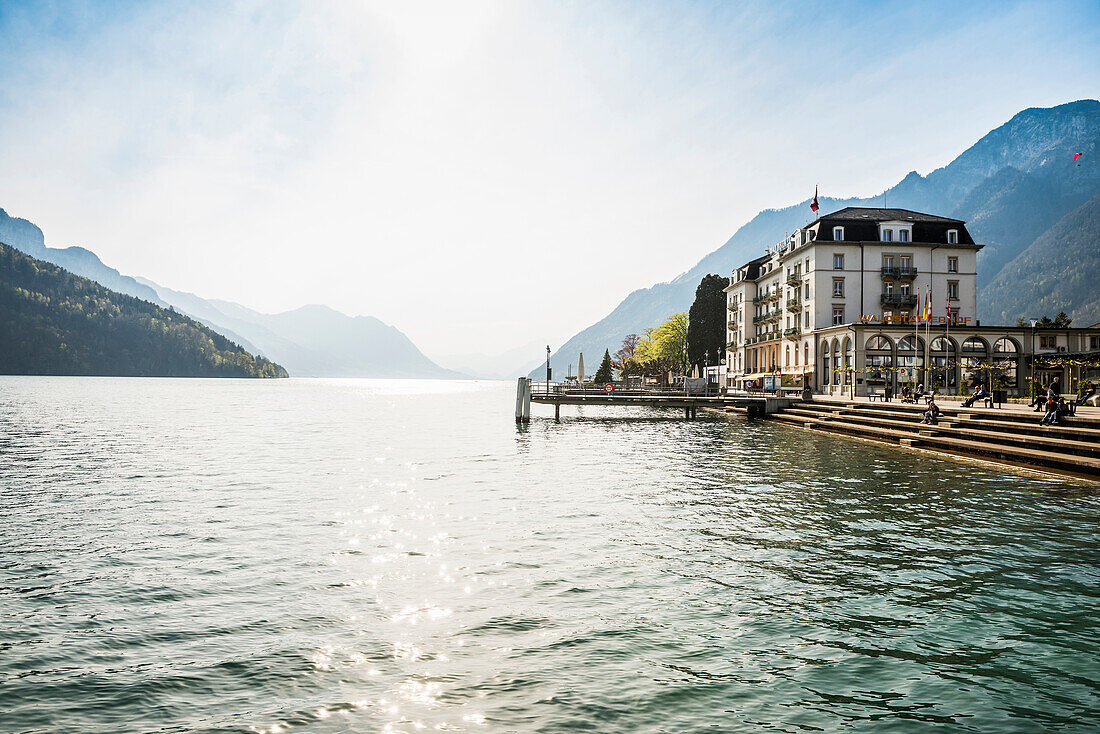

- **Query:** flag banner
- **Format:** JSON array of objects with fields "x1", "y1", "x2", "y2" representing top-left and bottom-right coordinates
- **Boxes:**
[{"x1": 810, "y1": 186, "x2": 819, "y2": 213}]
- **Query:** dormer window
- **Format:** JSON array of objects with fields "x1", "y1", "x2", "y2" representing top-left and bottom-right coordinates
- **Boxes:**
[
  {"x1": 947, "y1": 229, "x2": 958, "y2": 244},
  {"x1": 883, "y1": 229, "x2": 893, "y2": 242},
  {"x1": 899, "y1": 229, "x2": 909, "y2": 242},
  {"x1": 833, "y1": 226, "x2": 844, "y2": 241}
]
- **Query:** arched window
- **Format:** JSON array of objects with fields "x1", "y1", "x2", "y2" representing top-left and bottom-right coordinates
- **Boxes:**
[
  {"x1": 864, "y1": 335, "x2": 892, "y2": 385},
  {"x1": 785, "y1": 345, "x2": 790, "y2": 366},
  {"x1": 804, "y1": 343, "x2": 810, "y2": 367},
  {"x1": 897, "y1": 336, "x2": 924, "y2": 385},
  {"x1": 992, "y1": 338, "x2": 1019, "y2": 390},
  {"x1": 821, "y1": 339, "x2": 831, "y2": 386},
  {"x1": 930, "y1": 336, "x2": 955, "y2": 353},
  {"x1": 961, "y1": 337, "x2": 989, "y2": 387},
  {"x1": 833, "y1": 339, "x2": 841, "y2": 384},
  {"x1": 961, "y1": 337, "x2": 988, "y2": 353},
  {"x1": 930, "y1": 337, "x2": 957, "y2": 390},
  {"x1": 866, "y1": 335, "x2": 892, "y2": 351},
  {"x1": 897, "y1": 335, "x2": 924, "y2": 352}
]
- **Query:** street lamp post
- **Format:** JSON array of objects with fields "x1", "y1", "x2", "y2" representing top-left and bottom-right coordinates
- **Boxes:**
[
  {"x1": 546, "y1": 345, "x2": 551, "y2": 384},
  {"x1": 1029, "y1": 319, "x2": 1038, "y2": 398}
]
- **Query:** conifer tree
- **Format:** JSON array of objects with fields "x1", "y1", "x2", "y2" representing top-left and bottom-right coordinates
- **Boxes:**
[{"x1": 593, "y1": 349, "x2": 614, "y2": 383}]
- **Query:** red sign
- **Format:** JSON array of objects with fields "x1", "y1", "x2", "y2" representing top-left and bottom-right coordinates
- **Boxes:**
[{"x1": 603, "y1": 383, "x2": 615, "y2": 393}]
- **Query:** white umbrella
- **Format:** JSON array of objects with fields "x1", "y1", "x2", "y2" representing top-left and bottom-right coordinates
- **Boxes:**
[{"x1": 578, "y1": 352, "x2": 585, "y2": 383}]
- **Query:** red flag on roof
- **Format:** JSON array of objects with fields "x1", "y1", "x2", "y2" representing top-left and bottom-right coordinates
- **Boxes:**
[{"x1": 810, "y1": 186, "x2": 819, "y2": 213}]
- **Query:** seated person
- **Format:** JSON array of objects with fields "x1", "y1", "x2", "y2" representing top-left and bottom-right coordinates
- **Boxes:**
[
  {"x1": 1040, "y1": 396, "x2": 1061, "y2": 426},
  {"x1": 1029, "y1": 383, "x2": 1048, "y2": 411},
  {"x1": 921, "y1": 399, "x2": 941, "y2": 425},
  {"x1": 961, "y1": 384, "x2": 989, "y2": 408},
  {"x1": 900, "y1": 385, "x2": 912, "y2": 403},
  {"x1": 1056, "y1": 397, "x2": 1073, "y2": 420},
  {"x1": 1079, "y1": 380, "x2": 1096, "y2": 406}
]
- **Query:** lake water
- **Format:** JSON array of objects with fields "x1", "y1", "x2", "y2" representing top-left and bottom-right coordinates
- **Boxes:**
[{"x1": 1, "y1": 377, "x2": 1098, "y2": 733}]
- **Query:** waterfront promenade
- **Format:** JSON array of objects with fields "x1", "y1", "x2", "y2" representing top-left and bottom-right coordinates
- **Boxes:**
[{"x1": 760, "y1": 396, "x2": 1100, "y2": 480}]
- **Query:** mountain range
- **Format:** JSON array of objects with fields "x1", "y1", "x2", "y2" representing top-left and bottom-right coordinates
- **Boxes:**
[
  {"x1": 0, "y1": 208, "x2": 463, "y2": 378},
  {"x1": 0, "y1": 242, "x2": 286, "y2": 378},
  {"x1": 536, "y1": 99, "x2": 1100, "y2": 376}
]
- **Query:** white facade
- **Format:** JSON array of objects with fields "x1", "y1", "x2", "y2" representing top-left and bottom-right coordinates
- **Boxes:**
[{"x1": 725, "y1": 208, "x2": 984, "y2": 392}]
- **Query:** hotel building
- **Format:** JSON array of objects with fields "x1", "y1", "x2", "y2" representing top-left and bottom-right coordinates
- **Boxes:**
[{"x1": 723, "y1": 207, "x2": 1100, "y2": 397}]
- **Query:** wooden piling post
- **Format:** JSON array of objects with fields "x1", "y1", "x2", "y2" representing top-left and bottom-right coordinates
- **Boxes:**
[
  {"x1": 555, "y1": 403, "x2": 560, "y2": 421},
  {"x1": 516, "y1": 377, "x2": 531, "y2": 423}
]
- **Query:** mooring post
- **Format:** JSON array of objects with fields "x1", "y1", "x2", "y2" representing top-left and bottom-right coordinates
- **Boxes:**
[
  {"x1": 555, "y1": 403, "x2": 560, "y2": 421},
  {"x1": 516, "y1": 377, "x2": 531, "y2": 423}
]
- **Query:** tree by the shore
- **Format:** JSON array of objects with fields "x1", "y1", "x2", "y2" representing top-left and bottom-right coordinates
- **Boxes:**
[
  {"x1": 593, "y1": 349, "x2": 614, "y2": 383},
  {"x1": 687, "y1": 274, "x2": 730, "y2": 370}
]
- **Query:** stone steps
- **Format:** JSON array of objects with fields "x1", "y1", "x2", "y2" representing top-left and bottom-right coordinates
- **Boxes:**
[{"x1": 769, "y1": 400, "x2": 1100, "y2": 478}]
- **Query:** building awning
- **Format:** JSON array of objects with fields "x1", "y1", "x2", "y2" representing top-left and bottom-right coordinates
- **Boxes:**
[{"x1": 1034, "y1": 350, "x2": 1100, "y2": 361}]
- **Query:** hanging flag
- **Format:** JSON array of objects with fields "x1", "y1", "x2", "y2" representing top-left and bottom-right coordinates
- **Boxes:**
[
  {"x1": 810, "y1": 186, "x2": 819, "y2": 213},
  {"x1": 924, "y1": 288, "x2": 931, "y2": 322}
]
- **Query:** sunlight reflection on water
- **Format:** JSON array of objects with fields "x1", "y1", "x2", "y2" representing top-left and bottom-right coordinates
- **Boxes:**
[{"x1": 0, "y1": 377, "x2": 1097, "y2": 733}]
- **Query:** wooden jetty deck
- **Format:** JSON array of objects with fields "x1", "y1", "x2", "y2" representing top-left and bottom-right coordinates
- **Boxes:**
[{"x1": 516, "y1": 379, "x2": 799, "y2": 421}]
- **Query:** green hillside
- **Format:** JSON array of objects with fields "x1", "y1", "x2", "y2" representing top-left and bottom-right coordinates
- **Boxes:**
[
  {"x1": 982, "y1": 192, "x2": 1100, "y2": 326},
  {"x1": 0, "y1": 242, "x2": 287, "y2": 377}
]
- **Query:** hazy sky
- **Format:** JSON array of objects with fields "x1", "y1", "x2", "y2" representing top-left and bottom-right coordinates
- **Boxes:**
[{"x1": 1, "y1": 1, "x2": 1098, "y2": 358}]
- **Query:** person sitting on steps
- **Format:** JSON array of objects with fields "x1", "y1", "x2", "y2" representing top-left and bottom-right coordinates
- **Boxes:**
[
  {"x1": 921, "y1": 399, "x2": 941, "y2": 425},
  {"x1": 1029, "y1": 383, "x2": 1048, "y2": 411},
  {"x1": 900, "y1": 384, "x2": 912, "y2": 403},
  {"x1": 961, "y1": 383, "x2": 989, "y2": 408},
  {"x1": 1040, "y1": 395, "x2": 1061, "y2": 426}
]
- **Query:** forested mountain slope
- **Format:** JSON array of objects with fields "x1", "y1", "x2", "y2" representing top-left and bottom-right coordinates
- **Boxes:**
[
  {"x1": 0, "y1": 243, "x2": 287, "y2": 377},
  {"x1": 982, "y1": 192, "x2": 1100, "y2": 327}
]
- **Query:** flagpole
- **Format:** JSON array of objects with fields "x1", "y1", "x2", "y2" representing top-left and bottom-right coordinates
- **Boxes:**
[
  {"x1": 913, "y1": 288, "x2": 919, "y2": 388},
  {"x1": 945, "y1": 289, "x2": 951, "y2": 392},
  {"x1": 924, "y1": 287, "x2": 931, "y2": 391}
]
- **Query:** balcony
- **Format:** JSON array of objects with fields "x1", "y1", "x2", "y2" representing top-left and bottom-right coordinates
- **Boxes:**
[
  {"x1": 880, "y1": 293, "x2": 918, "y2": 307},
  {"x1": 785, "y1": 296, "x2": 802, "y2": 311},
  {"x1": 752, "y1": 308, "x2": 781, "y2": 324},
  {"x1": 783, "y1": 327, "x2": 801, "y2": 339},
  {"x1": 785, "y1": 271, "x2": 802, "y2": 285},
  {"x1": 726, "y1": 339, "x2": 738, "y2": 349},
  {"x1": 880, "y1": 265, "x2": 918, "y2": 279},
  {"x1": 728, "y1": 300, "x2": 738, "y2": 311}
]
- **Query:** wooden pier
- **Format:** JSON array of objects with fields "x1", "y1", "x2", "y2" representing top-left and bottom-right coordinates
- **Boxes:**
[{"x1": 515, "y1": 379, "x2": 799, "y2": 422}]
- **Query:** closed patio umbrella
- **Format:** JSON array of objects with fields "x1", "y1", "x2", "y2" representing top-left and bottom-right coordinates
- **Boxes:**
[{"x1": 578, "y1": 353, "x2": 585, "y2": 383}]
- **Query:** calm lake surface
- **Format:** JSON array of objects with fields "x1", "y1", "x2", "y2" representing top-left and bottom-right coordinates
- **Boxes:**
[{"x1": 1, "y1": 377, "x2": 1098, "y2": 734}]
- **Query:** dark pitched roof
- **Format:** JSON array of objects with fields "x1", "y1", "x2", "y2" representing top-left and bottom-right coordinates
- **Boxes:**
[{"x1": 816, "y1": 207, "x2": 965, "y2": 224}]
